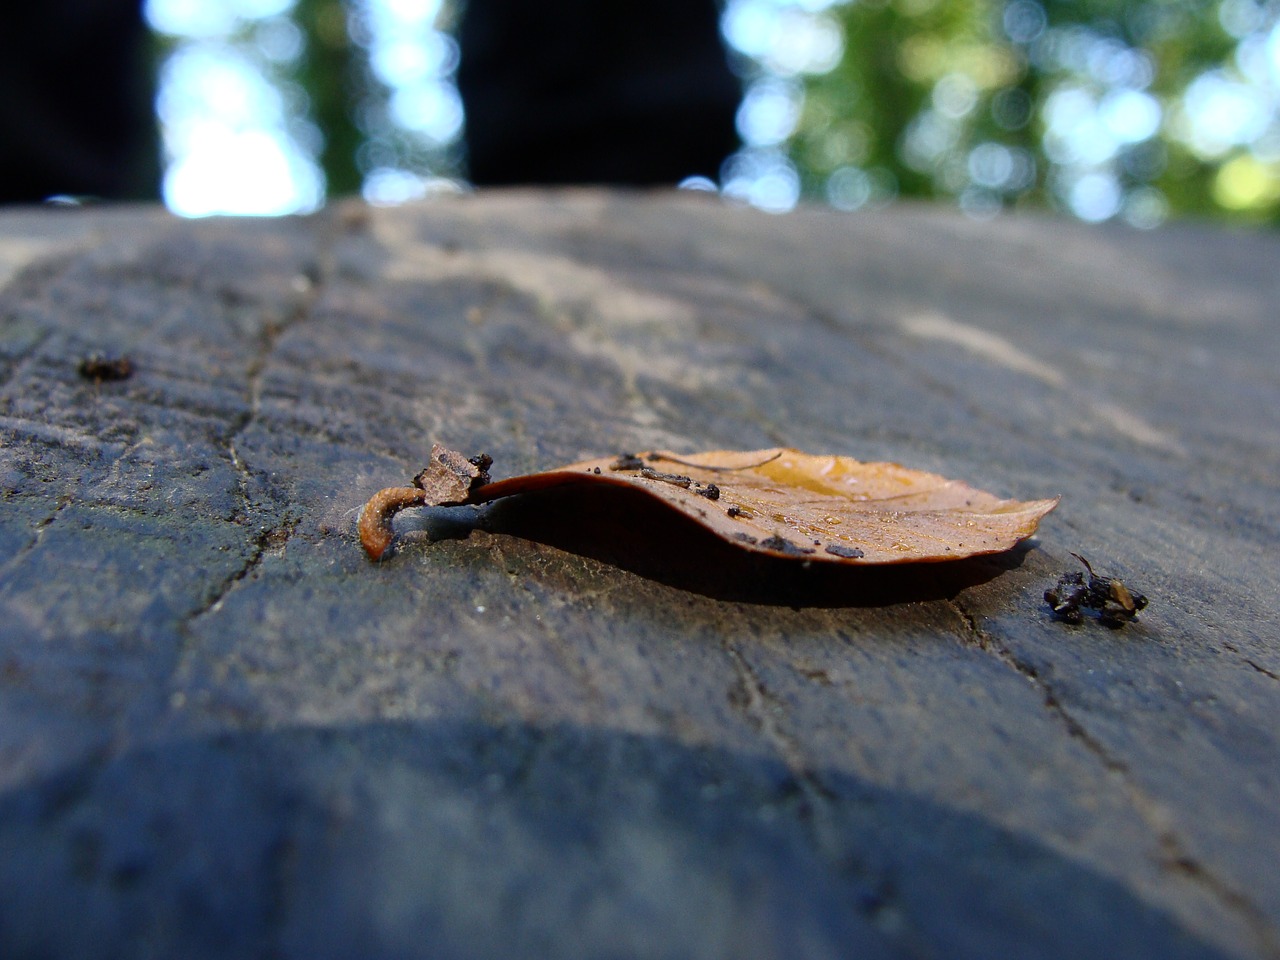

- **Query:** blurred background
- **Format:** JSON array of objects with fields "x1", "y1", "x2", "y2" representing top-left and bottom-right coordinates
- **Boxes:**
[{"x1": 5, "y1": 0, "x2": 1279, "y2": 225}]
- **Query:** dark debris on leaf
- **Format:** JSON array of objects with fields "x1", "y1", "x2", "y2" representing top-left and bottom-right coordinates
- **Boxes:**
[
  {"x1": 824, "y1": 543, "x2": 865, "y2": 559},
  {"x1": 759, "y1": 535, "x2": 815, "y2": 557},
  {"x1": 639, "y1": 467, "x2": 692, "y2": 488},
  {"x1": 609, "y1": 453, "x2": 645, "y2": 471},
  {"x1": 468, "y1": 453, "x2": 493, "y2": 485}
]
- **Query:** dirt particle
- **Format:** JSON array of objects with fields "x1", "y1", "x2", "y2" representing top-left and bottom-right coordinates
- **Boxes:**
[
  {"x1": 610, "y1": 454, "x2": 644, "y2": 471},
  {"x1": 639, "y1": 467, "x2": 693, "y2": 488},
  {"x1": 760, "y1": 535, "x2": 814, "y2": 556},
  {"x1": 824, "y1": 544, "x2": 865, "y2": 559},
  {"x1": 78, "y1": 354, "x2": 134, "y2": 382},
  {"x1": 467, "y1": 453, "x2": 494, "y2": 485},
  {"x1": 1046, "y1": 554, "x2": 1148, "y2": 627},
  {"x1": 698, "y1": 483, "x2": 721, "y2": 501}
]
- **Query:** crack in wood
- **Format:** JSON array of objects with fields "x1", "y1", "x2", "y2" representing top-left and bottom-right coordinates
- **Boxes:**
[
  {"x1": 187, "y1": 520, "x2": 297, "y2": 626},
  {"x1": 179, "y1": 228, "x2": 333, "y2": 616},
  {"x1": 178, "y1": 224, "x2": 337, "y2": 634},
  {"x1": 948, "y1": 597, "x2": 1280, "y2": 955},
  {"x1": 721, "y1": 640, "x2": 920, "y2": 949},
  {"x1": 1244, "y1": 659, "x2": 1280, "y2": 683},
  {"x1": 0, "y1": 492, "x2": 76, "y2": 583},
  {"x1": 0, "y1": 414, "x2": 128, "y2": 457},
  {"x1": 221, "y1": 226, "x2": 335, "y2": 530}
]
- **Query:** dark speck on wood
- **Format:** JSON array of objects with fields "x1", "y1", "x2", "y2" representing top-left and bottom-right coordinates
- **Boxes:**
[{"x1": 78, "y1": 354, "x2": 134, "y2": 382}]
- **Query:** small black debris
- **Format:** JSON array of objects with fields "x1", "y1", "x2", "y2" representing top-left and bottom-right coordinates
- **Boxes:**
[
  {"x1": 1045, "y1": 572, "x2": 1088, "y2": 624},
  {"x1": 610, "y1": 454, "x2": 645, "y2": 471},
  {"x1": 1046, "y1": 554, "x2": 1148, "y2": 627},
  {"x1": 593, "y1": 467, "x2": 601, "y2": 475},
  {"x1": 825, "y1": 544, "x2": 865, "y2": 559},
  {"x1": 760, "y1": 535, "x2": 814, "y2": 556},
  {"x1": 467, "y1": 453, "x2": 493, "y2": 487},
  {"x1": 78, "y1": 354, "x2": 134, "y2": 382},
  {"x1": 639, "y1": 467, "x2": 692, "y2": 488},
  {"x1": 727, "y1": 506, "x2": 745, "y2": 518},
  {"x1": 698, "y1": 483, "x2": 721, "y2": 501}
]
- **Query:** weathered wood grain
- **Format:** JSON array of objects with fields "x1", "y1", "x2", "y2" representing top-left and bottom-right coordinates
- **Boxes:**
[{"x1": 0, "y1": 191, "x2": 1277, "y2": 959}]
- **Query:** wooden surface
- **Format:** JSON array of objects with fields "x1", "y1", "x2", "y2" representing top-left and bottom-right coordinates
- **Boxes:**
[{"x1": 0, "y1": 191, "x2": 1277, "y2": 959}]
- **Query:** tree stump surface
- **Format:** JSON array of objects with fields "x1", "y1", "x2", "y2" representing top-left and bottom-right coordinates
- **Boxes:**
[{"x1": 0, "y1": 191, "x2": 1277, "y2": 959}]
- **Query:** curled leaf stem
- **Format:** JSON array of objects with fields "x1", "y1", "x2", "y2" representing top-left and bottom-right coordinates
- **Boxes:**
[{"x1": 358, "y1": 486, "x2": 427, "y2": 560}]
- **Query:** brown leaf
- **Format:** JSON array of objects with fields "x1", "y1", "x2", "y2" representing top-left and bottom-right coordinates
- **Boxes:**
[{"x1": 358, "y1": 444, "x2": 1058, "y2": 563}]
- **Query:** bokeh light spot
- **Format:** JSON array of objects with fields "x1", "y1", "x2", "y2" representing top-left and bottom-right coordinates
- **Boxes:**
[
  {"x1": 1100, "y1": 88, "x2": 1162, "y2": 143},
  {"x1": 1213, "y1": 152, "x2": 1280, "y2": 208},
  {"x1": 1003, "y1": 0, "x2": 1047, "y2": 45},
  {"x1": 1069, "y1": 172, "x2": 1123, "y2": 221},
  {"x1": 737, "y1": 79, "x2": 804, "y2": 146},
  {"x1": 933, "y1": 73, "x2": 979, "y2": 119},
  {"x1": 1181, "y1": 72, "x2": 1269, "y2": 157},
  {"x1": 723, "y1": 149, "x2": 801, "y2": 213},
  {"x1": 1122, "y1": 186, "x2": 1169, "y2": 228}
]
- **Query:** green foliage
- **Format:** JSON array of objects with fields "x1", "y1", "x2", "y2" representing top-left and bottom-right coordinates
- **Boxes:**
[
  {"x1": 787, "y1": 0, "x2": 1280, "y2": 224},
  {"x1": 150, "y1": 0, "x2": 1276, "y2": 223},
  {"x1": 294, "y1": 0, "x2": 364, "y2": 197}
]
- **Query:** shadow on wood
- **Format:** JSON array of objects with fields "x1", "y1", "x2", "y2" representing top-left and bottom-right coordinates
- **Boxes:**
[{"x1": 0, "y1": 718, "x2": 1231, "y2": 960}]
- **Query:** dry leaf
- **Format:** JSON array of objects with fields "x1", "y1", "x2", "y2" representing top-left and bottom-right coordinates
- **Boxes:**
[{"x1": 359, "y1": 444, "x2": 1058, "y2": 564}]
